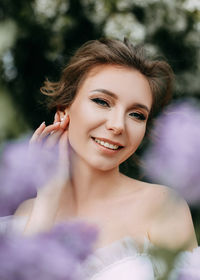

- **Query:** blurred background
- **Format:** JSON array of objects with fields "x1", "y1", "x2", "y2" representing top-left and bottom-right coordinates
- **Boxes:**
[
  {"x1": 0, "y1": 0, "x2": 200, "y2": 240},
  {"x1": 0, "y1": 0, "x2": 200, "y2": 140}
]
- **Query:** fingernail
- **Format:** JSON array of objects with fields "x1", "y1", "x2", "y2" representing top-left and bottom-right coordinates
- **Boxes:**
[
  {"x1": 55, "y1": 122, "x2": 60, "y2": 125},
  {"x1": 40, "y1": 121, "x2": 45, "y2": 126},
  {"x1": 61, "y1": 115, "x2": 68, "y2": 121}
]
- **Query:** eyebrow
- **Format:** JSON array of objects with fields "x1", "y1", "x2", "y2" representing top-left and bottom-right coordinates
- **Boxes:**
[{"x1": 90, "y1": 88, "x2": 150, "y2": 114}]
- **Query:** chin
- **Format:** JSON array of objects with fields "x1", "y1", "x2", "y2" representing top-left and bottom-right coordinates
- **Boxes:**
[{"x1": 88, "y1": 157, "x2": 125, "y2": 172}]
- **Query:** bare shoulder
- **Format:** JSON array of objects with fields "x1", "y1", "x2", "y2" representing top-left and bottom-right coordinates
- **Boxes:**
[
  {"x1": 14, "y1": 198, "x2": 35, "y2": 218},
  {"x1": 122, "y1": 176, "x2": 173, "y2": 202},
  {"x1": 146, "y1": 183, "x2": 198, "y2": 251}
]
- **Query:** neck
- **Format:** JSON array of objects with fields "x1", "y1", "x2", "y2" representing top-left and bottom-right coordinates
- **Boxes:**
[{"x1": 66, "y1": 150, "x2": 123, "y2": 210}]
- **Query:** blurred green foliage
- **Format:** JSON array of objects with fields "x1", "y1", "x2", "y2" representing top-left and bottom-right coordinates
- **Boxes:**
[
  {"x1": 0, "y1": 0, "x2": 102, "y2": 137},
  {"x1": 0, "y1": 0, "x2": 200, "y2": 138}
]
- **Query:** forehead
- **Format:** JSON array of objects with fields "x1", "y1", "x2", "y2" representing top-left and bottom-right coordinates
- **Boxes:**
[{"x1": 76, "y1": 64, "x2": 153, "y2": 107}]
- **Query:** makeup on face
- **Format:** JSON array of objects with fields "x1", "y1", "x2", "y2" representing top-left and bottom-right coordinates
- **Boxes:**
[
  {"x1": 67, "y1": 65, "x2": 152, "y2": 171},
  {"x1": 89, "y1": 88, "x2": 150, "y2": 122}
]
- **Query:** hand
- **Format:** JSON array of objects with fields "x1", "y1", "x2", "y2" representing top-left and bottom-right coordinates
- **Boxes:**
[
  {"x1": 29, "y1": 112, "x2": 70, "y2": 182},
  {"x1": 29, "y1": 112, "x2": 69, "y2": 149},
  {"x1": 24, "y1": 112, "x2": 70, "y2": 235}
]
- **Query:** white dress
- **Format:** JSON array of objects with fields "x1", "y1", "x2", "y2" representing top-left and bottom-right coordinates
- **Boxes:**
[{"x1": 0, "y1": 215, "x2": 191, "y2": 280}]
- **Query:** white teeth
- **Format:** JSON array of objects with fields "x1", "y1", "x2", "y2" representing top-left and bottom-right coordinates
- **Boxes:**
[{"x1": 94, "y1": 138, "x2": 119, "y2": 150}]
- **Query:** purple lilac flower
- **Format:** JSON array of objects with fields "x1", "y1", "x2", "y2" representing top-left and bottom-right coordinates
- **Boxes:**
[
  {"x1": 142, "y1": 100, "x2": 200, "y2": 205},
  {"x1": 178, "y1": 274, "x2": 200, "y2": 280},
  {"x1": 0, "y1": 138, "x2": 60, "y2": 216},
  {"x1": 0, "y1": 221, "x2": 97, "y2": 280}
]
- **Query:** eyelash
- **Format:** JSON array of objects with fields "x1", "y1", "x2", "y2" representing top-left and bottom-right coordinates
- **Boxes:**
[
  {"x1": 129, "y1": 112, "x2": 146, "y2": 121},
  {"x1": 91, "y1": 98, "x2": 146, "y2": 121},
  {"x1": 91, "y1": 98, "x2": 110, "y2": 107}
]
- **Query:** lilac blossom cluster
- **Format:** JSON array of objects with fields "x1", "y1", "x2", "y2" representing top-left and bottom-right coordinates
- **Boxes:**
[
  {"x1": 142, "y1": 100, "x2": 200, "y2": 205},
  {"x1": 0, "y1": 139, "x2": 59, "y2": 216},
  {"x1": 0, "y1": 221, "x2": 97, "y2": 280}
]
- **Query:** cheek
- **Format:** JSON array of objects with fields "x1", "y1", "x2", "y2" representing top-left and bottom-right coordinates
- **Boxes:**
[
  {"x1": 67, "y1": 120, "x2": 88, "y2": 153},
  {"x1": 68, "y1": 101, "x2": 105, "y2": 135},
  {"x1": 128, "y1": 125, "x2": 146, "y2": 151},
  {"x1": 67, "y1": 102, "x2": 98, "y2": 146},
  {"x1": 67, "y1": 106, "x2": 83, "y2": 148}
]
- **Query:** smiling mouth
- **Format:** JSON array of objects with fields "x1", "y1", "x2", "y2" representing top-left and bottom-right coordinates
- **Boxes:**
[{"x1": 91, "y1": 137, "x2": 123, "y2": 150}]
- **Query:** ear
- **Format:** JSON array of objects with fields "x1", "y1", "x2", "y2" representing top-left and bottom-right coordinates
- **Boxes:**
[{"x1": 57, "y1": 109, "x2": 69, "y2": 121}]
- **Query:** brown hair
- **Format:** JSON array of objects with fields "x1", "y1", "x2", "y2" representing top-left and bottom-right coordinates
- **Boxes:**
[{"x1": 41, "y1": 38, "x2": 174, "y2": 119}]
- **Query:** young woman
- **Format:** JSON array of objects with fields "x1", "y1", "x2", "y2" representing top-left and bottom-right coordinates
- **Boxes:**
[{"x1": 13, "y1": 38, "x2": 198, "y2": 278}]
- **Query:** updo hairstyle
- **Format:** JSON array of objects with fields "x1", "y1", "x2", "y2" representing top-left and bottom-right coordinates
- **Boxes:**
[{"x1": 41, "y1": 38, "x2": 174, "y2": 121}]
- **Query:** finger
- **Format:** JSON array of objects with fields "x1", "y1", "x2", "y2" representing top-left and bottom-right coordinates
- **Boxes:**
[
  {"x1": 60, "y1": 115, "x2": 70, "y2": 130},
  {"x1": 30, "y1": 122, "x2": 46, "y2": 143},
  {"x1": 45, "y1": 129, "x2": 64, "y2": 148},
  {"x1": 38, "y1": 122, "x2": 61, "y2": 140},
  {"x1": 54, "y1": 112, "x2": 60, "y2": 124}
]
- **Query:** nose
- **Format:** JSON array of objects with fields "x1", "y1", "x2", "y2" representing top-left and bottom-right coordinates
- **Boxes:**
[{"x1": 105, "y1": 110, "x2": 125, "y2": 135}]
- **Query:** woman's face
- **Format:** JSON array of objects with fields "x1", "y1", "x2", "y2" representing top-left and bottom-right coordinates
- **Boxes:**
[{"x1": 66, "y1": 64, "x2": 152, "y2": 171}]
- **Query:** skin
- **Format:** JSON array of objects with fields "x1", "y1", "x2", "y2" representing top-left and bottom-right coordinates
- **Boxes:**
[{"x1": 15, "y1": 65, "x2": 198, "y2": 251}]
